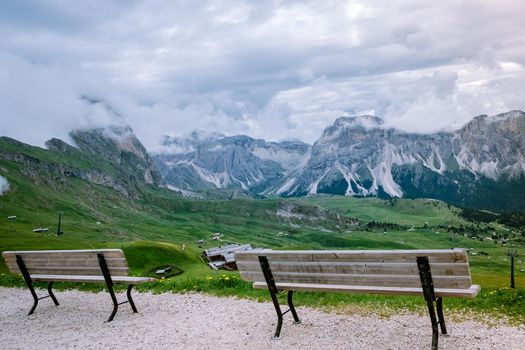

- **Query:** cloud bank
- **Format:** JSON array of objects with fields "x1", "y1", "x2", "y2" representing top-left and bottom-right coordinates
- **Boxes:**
[
  {"x1": 0, "y1": 175, "x2": 9, "y2": 195},
  {"x1": 0, "y1": 0, "x2": 524, "y2": 150}
]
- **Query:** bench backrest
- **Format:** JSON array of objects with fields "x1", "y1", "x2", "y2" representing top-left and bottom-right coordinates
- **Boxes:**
[
  {"x1": 235, "y1": 249, "x2": 473, "y2": 289},
  {"x1": 2, "y1": 249, "x2": 129, "y2": 277}
]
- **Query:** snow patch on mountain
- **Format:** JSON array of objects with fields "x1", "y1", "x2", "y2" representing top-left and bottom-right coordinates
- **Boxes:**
[
  {"x1": 190, "y1": 162, "x2": 231, "y2": 188},
  {"x1": 369, "y1": 145, "x2": 404, "y2": 197},
  {"x1": 0, "y1": 175, "x2": 10, "y2": 195},
  {"x1": 334, "y1": 162, "x2": 372, "y2": 196},
  {"x1": 275, "y1": 177, "x2": 296, "y2": 195},
  {"x1": 308, "y1": 169, "x2": 330, "y2": 195},
  {"x1": 418, "y1": 144, "x2": 446, "y2": 174}
]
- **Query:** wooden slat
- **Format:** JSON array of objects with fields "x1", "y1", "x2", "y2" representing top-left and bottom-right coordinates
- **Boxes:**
[
  {"x1": 2, "y1": 249, "x2": 124, "y2": 260},
  {"x1": 236, "y1": 261, "x2": 470, "y2": 277},
  {"x1": 3, "y1": 257, "x2": 128, "y2": 268},
  {"x1": 2, "y1": 249, "x2": 124, "y2": 255},
  {"x1": 19, "y1": 267, "x2": 129, "y2": 276},
  {"x1": 237, "y1": 249, "x2": 477, "y2": 297},
  {"x1": 2, "y1": 250, "x2": 128, "y2": 276},
  {"x1": 252, "y1": 282, "x2": 481, "y2": 298},
  {"x1": 3, "y1": 259, "x2": 20, "y2": 274},
  {"x1": 235, "y1": 249, "x2": 467, "y2": 263},
  {"x1": 30, "y1": 274, "x2": 155, "y2": 285},
  {"x1": 241, "y1": 271, "x2": 472, "y2": 289}
]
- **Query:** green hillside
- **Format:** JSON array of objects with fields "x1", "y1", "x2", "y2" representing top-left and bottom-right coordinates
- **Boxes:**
[
  {"x1": 296, "y1": 195, "x2": 468, "y2": 226},
  {"x1": 1, "y1": 139, "x2": 524, "y2": 323}
]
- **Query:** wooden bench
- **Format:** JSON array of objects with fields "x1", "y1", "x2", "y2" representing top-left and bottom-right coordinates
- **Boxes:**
[
  {"x1": 2, "y1": 249, "x2": 156, "y2": 322},
  {"x1": 235, "y1": 248, "x2": 480, "y2": 350}
]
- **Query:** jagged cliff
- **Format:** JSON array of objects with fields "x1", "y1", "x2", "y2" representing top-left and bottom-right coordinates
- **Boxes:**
[
  {"x1": 0, "y1": 124, "x2": 162, "y2": 199},
  {"x1": 155, "y1": 111, "x2": 525, "y2": 211}
]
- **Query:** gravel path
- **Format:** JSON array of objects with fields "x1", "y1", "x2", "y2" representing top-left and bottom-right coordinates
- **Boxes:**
[{"x1": 0, "y1": 287, "x2": 523, "y2": 349}]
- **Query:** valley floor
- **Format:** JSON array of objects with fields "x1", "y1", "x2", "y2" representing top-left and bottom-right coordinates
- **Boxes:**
[{"x1": 0, "y1": 287, "x2": 523, "y2": 350}]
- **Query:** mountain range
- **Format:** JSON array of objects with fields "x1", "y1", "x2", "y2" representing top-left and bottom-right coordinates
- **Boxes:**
[
  {"x1": 1, "y1": 110, "x2": 524, "y2": 211},
  {"x1": 155, "y1": 110, "x2": 525, "y2": 211}
]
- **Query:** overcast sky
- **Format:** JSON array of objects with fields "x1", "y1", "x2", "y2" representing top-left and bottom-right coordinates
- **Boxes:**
[{"x1": 0, "y1": 0, "x2": 524, "y2": 151}]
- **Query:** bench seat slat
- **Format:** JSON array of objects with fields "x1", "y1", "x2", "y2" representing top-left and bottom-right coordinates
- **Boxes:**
[
  {"x1": 236, "y1": 249, "x2": 467, "y2": 263},
  {"x1": 22, "y1": 267, "x2": 129, "y2": 276},
  {"x1": 236, "y1": 261, "x2": 470, "y2": 277},
  {"x1": 29, "y1": 274, "x2": 155, "y2": 284},
  {"x1": 5, "y1": 262, "x2": 130, "y2": 276},
  {"x1": 241, "y1": 271, "x2": 472, "y2": 289},
  {"x1": 252, "y1": 282, "x2": 481, "y2": 298},
  {"x1": 3, "y1": 257, "x2": 128, "y2": 268}
]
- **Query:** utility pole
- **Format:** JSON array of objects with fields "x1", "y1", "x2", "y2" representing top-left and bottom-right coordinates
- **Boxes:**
[
  {"x1": 57, "y1": 212, "x2": 63, "y2": 236},
  {"x1": 507, "y1": 249, "x2": 519, "y2": 288}
]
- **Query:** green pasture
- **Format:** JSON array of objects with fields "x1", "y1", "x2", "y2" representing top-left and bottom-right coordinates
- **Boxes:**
[{"x1": 0, "y1": 166, "x2": 524, "y2": 324}]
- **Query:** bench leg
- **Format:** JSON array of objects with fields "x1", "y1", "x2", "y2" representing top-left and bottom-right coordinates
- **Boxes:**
[
  {"x1": 107, "y1": 284, "x2": 119, "y2": 322},
  {"x1": 106, "y1": 285, "x2": 140, "y2": 322},
  {"x1": 287, "y1": 291, "x2": 301, "y2": 324},
  {"x1": 16, "y1": 254, "x2": 38, "y2": 315},
  {"x1": 107, "y1": 291, "x2": 119, "y2": 323},
  {"x1": 273, "y1": 300, "x2": 284, "y2": 339},
  {"x1": 27, "y1": 284, "x2": 39, "y2": 316},
  {"x1": 424, "y1": 298, "x2": 439, "y2": 350},
  {"x1": 98, "y1": 253, "x2": 119, "y2": 322},
  {"x1": 259, "y1": 256, "x2": 301, "y2": 339},
  {"x1": 16, "y1": 254, "x2": 60, "y2": 316},
  {"x1": 98, "y1": 254, "x2": 140, "y2": 322},
  {"x1": 23, "y1": 280, "x2": 59, "y2": 316},
  {"x1": 417, "y1": 256, "x2": 442, "y2": 350},
  {"x1": 127, "y1": 285, "x2": 138, "y2": 313},
  {"x1": 47, "y1": 282, "x2": 60, "y2": 306},
  {"x1": 436, "y1": 297, "x2": 447, "y2": 334}
]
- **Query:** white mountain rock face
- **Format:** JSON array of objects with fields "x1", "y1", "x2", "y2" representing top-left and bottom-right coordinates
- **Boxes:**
[
  {"x1": 154, "y1": 110, "x2": 525, "y2": 210},
  {"x1": 68, "y1": 125, "x2": 163, "y2": 187},
  {"x1": 277, "y1": 111, "x2": 525, "y2": 199},
  {"x1": 153, "y1": 132, "x2": 311, "y2": 192}
]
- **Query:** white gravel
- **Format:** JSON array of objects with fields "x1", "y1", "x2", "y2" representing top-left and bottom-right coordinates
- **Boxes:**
[{"x1": 0, "y1": 287, "x2": 523, "y2": 350}]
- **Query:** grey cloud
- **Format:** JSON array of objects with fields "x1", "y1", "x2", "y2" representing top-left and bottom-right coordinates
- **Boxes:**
[
  {"x1": 0, "y1": 174, "x2": 9, "y2": 194},
  {"x1": 0, "y1": 0, "x2": 523, "y2": 149}
]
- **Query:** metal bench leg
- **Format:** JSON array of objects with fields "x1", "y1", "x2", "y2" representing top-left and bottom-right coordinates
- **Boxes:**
[
  {"x1": 273, "y1": 302, "x2": 284, "y2": 339},
  {"x1": 436, "y1": 297, "x2": 447, "y2": 334},
  {"x1": 424, "y1": 298, "x2": 439, "y2": 350},
  {"x1": 107, "y1": 285, "x2": 119, "y2": 322},
  {"x1": 267, "y1": 273, "x2": 283, "y2": 339},
  {"x1": 47, "y1": 282, "x2": 60, "y2": 306},
  {"x1": 417, "y1": 256, "x2": 440, "y2": 350},
  {"x1": 287, "y1": 291, "x2": 301, "y2": 324},
  {"x1": 126, "y1": 285, "x2": 138, "y2": 313},
  {"x1": 259, "y1": 256, "x2": 300, "y2": 339},
  {"x1": 27, "y1": 286, "x2": 39, "y2": 316},
  {"x1": 16, "y1": 255, "x2": 39, "y2": 315},
  {"x1": 16, "y1": 255, "x2": 60, "y2": 315},
  {"x1": 98, "y1": 253, "x2": 119, "y2": 322}
]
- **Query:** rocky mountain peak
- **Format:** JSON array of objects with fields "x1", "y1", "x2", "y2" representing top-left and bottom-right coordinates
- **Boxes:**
[
  {"x1": 332, "y1": 115, "x2": 384, "y2": 129},
  {"x1": 45, "y1": 138, "x2": 78, "y2": 154},
  {"x1": 319, "y1": 115, "x2": 385, "y2": 145},
  {"x1": 154, "y1": 132, "x2": 311, "y2": 193},
  {"x1": 69, "y1": 125, "x2": 162, "y2": 186}
]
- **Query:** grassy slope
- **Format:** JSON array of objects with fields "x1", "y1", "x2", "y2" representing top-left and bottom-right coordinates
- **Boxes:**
[
  {"x1": 297, "y1": 195, "x2": 468, "y2": 226},
  {"x1": 1, "y1": 153, "x2": 524, "y2": 323}
]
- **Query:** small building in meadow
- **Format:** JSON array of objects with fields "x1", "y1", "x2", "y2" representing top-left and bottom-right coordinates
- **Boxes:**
[{"x1": 202, "y1": 243, "x2": 253, "y2": 271}]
